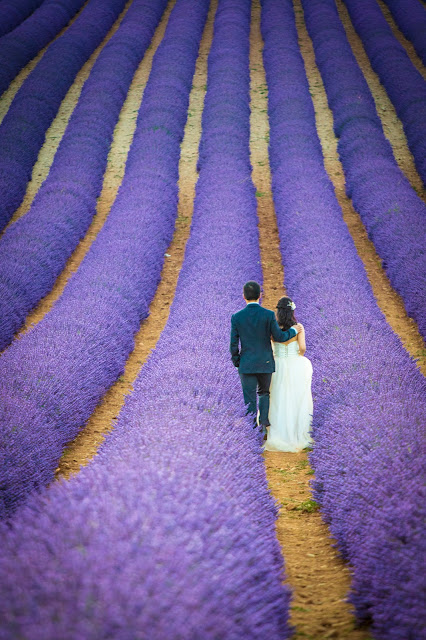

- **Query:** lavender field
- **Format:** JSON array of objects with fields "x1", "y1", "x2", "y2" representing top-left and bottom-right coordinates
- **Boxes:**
[{"x1": 0, "y1": 0, "x2": 425, "y2": 638}]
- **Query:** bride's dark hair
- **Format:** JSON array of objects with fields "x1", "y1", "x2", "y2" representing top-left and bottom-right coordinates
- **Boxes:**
[{"x1": 276, "y1": 296, "x2": 297, "y2": 331}]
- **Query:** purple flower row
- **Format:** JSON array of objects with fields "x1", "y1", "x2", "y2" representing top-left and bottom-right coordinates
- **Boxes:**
[
  {"x1": 0, "y1": 0, "x2": 167, "y2": 352},
  {"x1": 0, "y1": 0, "x2": 210, "y2": 520},
  {"x1": 301, "y1": 0, "x2": 426, "y2": 339},
  {"x1": 0, "y1": 0, "x2": 87, "y2": 95},
  {"x1": 261, "y1": 0, "x2": 426, "y2": 637},
  {"x1": 0, "y1": 0, "x2": 128, "y2": 230},
  {"x1": 342, "y1": 0, "x2": 426, "y2": 185},
  {"x1": 0, "y1": 1, "x2": 293, "y2": 636},
  {"x1": 0, "y1": 0, "x2": 44, "y2": 38},
  {"x1": 381, "y1": 0, "x2": 426, "y2": 65}
]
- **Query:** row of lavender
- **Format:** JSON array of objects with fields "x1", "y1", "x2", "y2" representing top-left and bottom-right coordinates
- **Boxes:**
[
  {"x1": 301, "y1": 0, "x2": 426, "y2": 339},
  {"x1": 0, "y1": 0, "x2": 128, "y2": 230},
  {"x1": 0, "y1": 0, "x2": 168, "y2": 352},
  {"x1": 382, "y1": 0, "x2": 426, "y2": 65},
  {"x1": 0, "y1": 0, "x2": 209, "y2": 520},
  {"x1": 342, "y1": 0, "x2": 426, "y2": 185},
  {"x1": 262, "y1": 0, "x2": 425, "y2": 638},
  {"x1": 0, "y1": 0, "x2": 87, "y2": 95},
  {"x1": 0, "y1": 0, "x2": 44, "y2": 38},
  {"x1": 0, "y1": 0, "x2": 293, "y2": 636}
]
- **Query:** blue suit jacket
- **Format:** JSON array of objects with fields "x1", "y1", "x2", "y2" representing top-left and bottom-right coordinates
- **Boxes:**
[{"x1": 230, "y1": 303, "x2": 297, "y2": 374}]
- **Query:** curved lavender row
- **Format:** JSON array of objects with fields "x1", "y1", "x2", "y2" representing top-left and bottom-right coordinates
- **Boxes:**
[
  {"x1": 0, "y1": 0, "x2": 44, "y2": 38},
  {"x1": 0, "y1": 0, "x2": 128, "y2": 231},
  {"x1": 381, "y1": 0, "x2": 426, "y2": 65},
  {"x1": 301, "y1": 0, "x2": 426, "y2": 338},
  {"x1": 0, "y1": 0, "x2": 210, "y2": 520},
  {"x1": 0, "y1": 1, "x2": 293, "y2": 636},
  {"x1": 262, "y1": 0, "x2": 426, "y2": 637},
  {"x1": 0, "y1": 0, "x2": 168, "y2": 352},
  {"x1": 0, "y1": 0, "x2": 86, "y2": 94},
  {"x1": 342, "y1": 0, "x2": 426, "y2": 184}
]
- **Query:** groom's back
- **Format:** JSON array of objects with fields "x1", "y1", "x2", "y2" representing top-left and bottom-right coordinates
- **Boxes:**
[{"x1": 232, "y1": 304, "x2": 275, "y2": 373}]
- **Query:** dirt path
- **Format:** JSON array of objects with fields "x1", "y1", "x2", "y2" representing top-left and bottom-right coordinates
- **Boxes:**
[
  {"x1": 335, "y1": 0, "x2": 424, "y2": 197},
  {"x1": 56, "y1": 0, "x2": 216, "y2": 479},
  {"x1": 2, "y1": 1, "x2": 134, "y2": 232},
  {"x1": 250, "y1": 2, "x2": 372, "y2": 638},
  {"x1": 295, "y1": 0, "x2": 426, "y2": 376},
  {"x1": 376, "y1": 0, "x2": 426, "y2": 78}
]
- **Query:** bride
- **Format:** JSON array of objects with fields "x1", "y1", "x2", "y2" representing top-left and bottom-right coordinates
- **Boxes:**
[{"x1": 264, "y1": 297, "x2": 313, "y2": 452}]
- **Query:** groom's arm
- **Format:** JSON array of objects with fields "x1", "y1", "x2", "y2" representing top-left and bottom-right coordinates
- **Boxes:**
[
  {"x1": 270, "y1": 314, "x2": 298, "y2": 343},
  {"x1": 230, "y1": 315, "x2": 240, "y2": 367}
]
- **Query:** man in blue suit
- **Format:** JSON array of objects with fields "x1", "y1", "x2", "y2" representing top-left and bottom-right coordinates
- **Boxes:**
[{"x1": 230, "y1": 281, "x2": 301, "y2": 435}]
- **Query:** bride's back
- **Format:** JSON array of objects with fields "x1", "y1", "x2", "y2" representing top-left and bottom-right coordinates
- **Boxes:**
[{"x1": 273, "y1": 339, "x2": 300, "y2": 358}]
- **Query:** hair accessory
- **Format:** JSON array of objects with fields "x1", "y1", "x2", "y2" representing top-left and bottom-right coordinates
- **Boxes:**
[{"x1": 288, "y1": 301, "x2": 296, "y2": 310}]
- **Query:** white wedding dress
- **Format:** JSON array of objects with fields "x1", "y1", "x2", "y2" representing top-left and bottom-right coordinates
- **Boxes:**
[{"x1": 264, "y1": 339, "x2": 313, "y2": 452}]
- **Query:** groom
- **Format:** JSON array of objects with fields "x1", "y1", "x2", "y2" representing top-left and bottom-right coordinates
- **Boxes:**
[{"x1": 230, "y1": 281, "x2": 301, "y2": 435}]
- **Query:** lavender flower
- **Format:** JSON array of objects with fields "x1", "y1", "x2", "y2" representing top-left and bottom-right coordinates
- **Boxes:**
[
  {"x1": 0, "y1": 1, "x2": 292, "y2": 636},
  {"x1": 0, "y1": 0, "x2": 168, "y2": 351},
  {"x1": 0, "y1": 0, "x2": 88, "y2": 94},
  {"x1": 262, "y1": 0, "x2": 426, "y2": 636},
  {"x1": 0, "y1": 0, "x2": 128, "y2": 229},
  {"x1": 0, "y1": 0, "x2": 209, "y2": 519},
  {"x1": 301, "y1": 0, "x2": 426, "y2": 339},
  {"x1": 0, "y1": 0, "x2": 45, "y2": 38},
  {"x1": 381, "y1": 0, "x2": 426, "y2": 65},
  {"x1": 343, "y1": 0, "x2": 426, "y2": 184}
]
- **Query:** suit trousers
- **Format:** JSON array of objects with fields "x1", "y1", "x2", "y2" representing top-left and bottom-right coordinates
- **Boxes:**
[{"x1": 238, "y1": 371, "x2": 272, "y2": 427}]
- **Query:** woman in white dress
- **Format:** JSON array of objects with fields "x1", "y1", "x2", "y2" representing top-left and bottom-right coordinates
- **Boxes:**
[{"x1": 264, "y1": 297, "x2": 313, "y2": 452}]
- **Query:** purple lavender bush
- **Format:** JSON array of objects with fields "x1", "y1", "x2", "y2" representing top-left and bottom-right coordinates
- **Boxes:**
[
  {"x1": 0, "y1": 0, "x2": 87, "y2": 94},
  {"x1": 301, "y1": 0, "x2": 426, "y2": 339},
  {"x1": 0, "y1": 0, "x2": 128, "y2": 230},
  {"x1": 381, "y1": 0, "x2": 426, "y2": 65},
  {"x1": 343, "y1": 0, "x2": 426, "y2": 185},
  {"x1": 0, "y1": 0, "x2": 45, "y2": 38},
  {"x1": 0, "y1": 1, "x2": 293, "y2": 636},
  {"x1": 262, "y1": 0, "x2": 426, "y2": 637},
  {"x1": 0, "y1": 0, "x2": 210, "y2": 520},
  {"x1": 0, "y1": 0, "x2": 167, "y2": 352}
]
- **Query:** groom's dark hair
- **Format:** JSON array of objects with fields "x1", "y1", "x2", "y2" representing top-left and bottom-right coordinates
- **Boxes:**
[{"x1": 243, "y1": 281, "x2": 261, "y2": 301}]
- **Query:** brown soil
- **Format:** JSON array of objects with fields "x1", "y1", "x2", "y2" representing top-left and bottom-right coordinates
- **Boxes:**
[
  {"x1": 2, "y1": 1, "x2": 134, "y2": 233},
  {"x1": 56, "y1": 0, "x2": 216, "y2": 478},
  {"x1": 335, "y1": 0, "x2": 424, "y2": 196},
  {"x1": 266, "y1": 453, "x2": 372, "y2": 640}
]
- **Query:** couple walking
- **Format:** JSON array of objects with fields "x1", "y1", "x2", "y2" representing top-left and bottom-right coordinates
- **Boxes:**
[{"x1": 230, "y1": 281, "x2": 313, "y2": 451}]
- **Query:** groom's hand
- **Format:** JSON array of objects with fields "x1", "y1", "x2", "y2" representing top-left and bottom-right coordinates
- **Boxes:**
[{"x1": 294, "y1": 323, "x2": 303, "y2": 334}]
